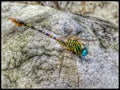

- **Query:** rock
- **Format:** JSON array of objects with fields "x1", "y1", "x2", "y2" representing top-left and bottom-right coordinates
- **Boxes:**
[
  {"x1": 7, "y1": 1, "x2": 118, "y2": 26},
  {"x1": 2, "y1": 2, "x2": 118, "y2": 88}
]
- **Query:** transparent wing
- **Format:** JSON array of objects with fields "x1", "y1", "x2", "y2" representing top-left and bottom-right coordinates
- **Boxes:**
[{"x1": 75, "y1": 38, "x2": 97, "y2": 42}]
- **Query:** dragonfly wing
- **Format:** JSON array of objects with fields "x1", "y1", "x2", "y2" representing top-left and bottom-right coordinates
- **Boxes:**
[{"x1": 76, "y1": 38, "x2": 97, "y2": 42}]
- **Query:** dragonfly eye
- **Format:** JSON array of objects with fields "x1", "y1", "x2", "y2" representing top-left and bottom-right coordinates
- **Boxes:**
[{"x1": 81, "y1": 46, "x2": 88, "y2": 57}]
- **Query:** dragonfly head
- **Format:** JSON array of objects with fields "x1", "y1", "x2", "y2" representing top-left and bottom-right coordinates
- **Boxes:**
[{"x1": 81, "y1": 44, "x2": 88, "y2": 57}]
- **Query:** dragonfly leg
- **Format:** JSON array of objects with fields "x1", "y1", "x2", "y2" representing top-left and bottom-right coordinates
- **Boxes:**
[
  {"x1": 64, "y1": 49, "x2": 70, "y2": 54},
  {"x1": 79, "y1": 55, "x2": 92, "y2": 64},
  {"x1": 78, "y1": 56, "x2": 84, "y2": 64}
]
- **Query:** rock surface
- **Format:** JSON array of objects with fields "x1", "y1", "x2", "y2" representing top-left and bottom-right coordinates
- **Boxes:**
[
  {"x1": 2, "y1": 2, "x2": 118, "y2": 88},
  {"x1": 7, "y1": 1, "x2": 118, "y2": 26}
]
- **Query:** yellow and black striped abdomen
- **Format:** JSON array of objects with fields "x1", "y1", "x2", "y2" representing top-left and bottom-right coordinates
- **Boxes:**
[{"x1": 65, "y1": 39, "x2": 83, "y2": 55}]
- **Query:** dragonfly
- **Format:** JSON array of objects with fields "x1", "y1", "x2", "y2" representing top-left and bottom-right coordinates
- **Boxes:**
[{"x1": 8, "y1": 18, "x2": 97, "y2": 62}]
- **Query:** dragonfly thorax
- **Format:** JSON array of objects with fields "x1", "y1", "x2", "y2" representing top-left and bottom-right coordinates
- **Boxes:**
[{"x1": 65, "y1": 39, "x2": 83, "y2": 55}]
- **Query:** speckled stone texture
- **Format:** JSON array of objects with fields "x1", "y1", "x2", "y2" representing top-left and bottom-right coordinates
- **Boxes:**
[{"x1": 2, "y1": 2, "x2": 118, "y2": 88}]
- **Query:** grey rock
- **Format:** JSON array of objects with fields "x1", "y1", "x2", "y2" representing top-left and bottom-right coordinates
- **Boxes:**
[{"x1": 2, "y1": 2, "x2": 118, "y2": 88}]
